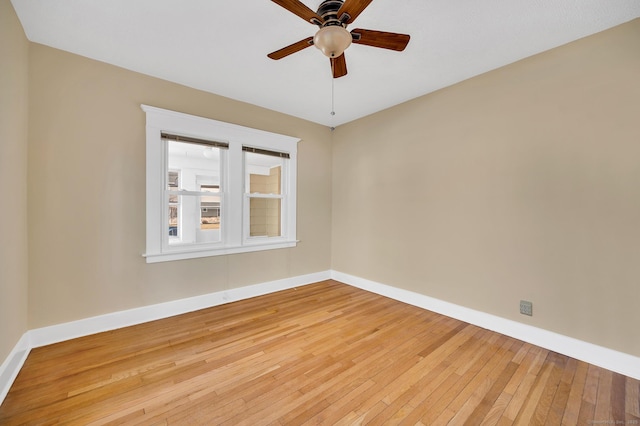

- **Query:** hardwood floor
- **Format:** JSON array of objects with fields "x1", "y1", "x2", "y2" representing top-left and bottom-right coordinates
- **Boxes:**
[{"x1": 1, "y1": 280, "x2": 638, "y2": 425}]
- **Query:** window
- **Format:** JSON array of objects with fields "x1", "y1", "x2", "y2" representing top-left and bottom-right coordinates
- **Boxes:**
[{"x1": 142, "y1": 105, "x2": 299, "y2": 263}]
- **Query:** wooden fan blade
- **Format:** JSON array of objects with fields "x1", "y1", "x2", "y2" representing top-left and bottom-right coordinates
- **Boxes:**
[
  {"x1": 337, "y1": 0, "x2": 374, "y2": 24},
  {"x1": 330, "y1": 54, "x2": 347, "y2": 78},
  {"x1": 351, "y1": 28, "x2": 410, "y2": 51},
  {"x1": 271, "y1": 0, "x2": 323, "y2": 25},
  {"x1": 268, "y1": 37, "x2": 314, "y2": 60}
]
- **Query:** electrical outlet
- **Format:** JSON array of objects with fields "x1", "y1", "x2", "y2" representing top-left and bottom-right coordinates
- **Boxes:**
[{"x1": 520, "y1": 300, "x2": 533, "y2": 316}]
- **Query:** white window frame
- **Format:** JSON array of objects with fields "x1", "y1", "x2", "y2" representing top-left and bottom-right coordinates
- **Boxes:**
[{"x1": 142, "y1": 105, "x2": 299, "y2": 263}]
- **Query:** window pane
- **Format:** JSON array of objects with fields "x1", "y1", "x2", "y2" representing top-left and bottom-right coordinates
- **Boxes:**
[
  {"x1": 168, "y1": 171, "x2": 179, "y2": 191},
  {"x1": 200, "y1": 187, "x2": 220, "y2": 231},
  {"x1": 245, "y1": 152, "x2": 283, "y2": 195},
  {"x1": 169, "y1": 205, "x2": 179, "y2": 238},
  {"x1": 167, "y1": 140, "x2": 222, "y2": 245},
  {"x1": 167, "y1": 141, "x2": 220, "y2": 192},
  {"x1": 168, "y1": 194, "x2": 222, "y2": 244},
  {"x1": 250, "y1": 198, "x2": 281, "y2": 237}
]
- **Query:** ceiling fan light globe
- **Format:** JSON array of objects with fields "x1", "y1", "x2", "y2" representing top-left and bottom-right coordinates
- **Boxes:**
[{"x1": 313, "y1": 25, "x2": 352, "y2": 58}]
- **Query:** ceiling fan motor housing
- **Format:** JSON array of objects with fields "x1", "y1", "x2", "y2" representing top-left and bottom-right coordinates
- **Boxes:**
[{"x1": 317, "y1": 0, "x2": 348, "y2": 28}]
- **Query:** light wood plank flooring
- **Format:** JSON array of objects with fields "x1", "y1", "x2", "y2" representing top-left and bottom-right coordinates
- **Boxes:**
[{"x1": 1, "y1": 280, "x2": 638, "y2": 425}]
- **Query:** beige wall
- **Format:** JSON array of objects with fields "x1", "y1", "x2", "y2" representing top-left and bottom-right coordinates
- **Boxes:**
[
  {"x1": 27, "y1": 44, "x2": 332, "y2": 328},
  {"x1": 332, "y1": 19, "x2": 640, "y2": 357},
  {"x1": 0, "y1": 0, "x2": 30, "y2": 361}
]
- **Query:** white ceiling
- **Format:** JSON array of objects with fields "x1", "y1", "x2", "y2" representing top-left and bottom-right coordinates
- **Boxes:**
[{"x1": 11, "y1": 0, "x2": 640, "y2": 127}]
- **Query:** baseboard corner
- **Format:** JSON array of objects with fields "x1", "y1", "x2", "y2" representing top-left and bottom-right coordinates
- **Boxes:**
[{"x1": 0, "y1": 333, "x2": 31, "y2": 406}]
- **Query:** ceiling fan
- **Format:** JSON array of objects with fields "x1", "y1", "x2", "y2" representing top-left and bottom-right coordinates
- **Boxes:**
[{"x1": 268, "y1": 0, "x2": 410, "y2": 78}]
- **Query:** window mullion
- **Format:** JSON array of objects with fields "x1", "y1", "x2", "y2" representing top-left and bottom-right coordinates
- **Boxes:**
[{"x1": 226, "y1": 142, "x2": 243, "y2": 248}]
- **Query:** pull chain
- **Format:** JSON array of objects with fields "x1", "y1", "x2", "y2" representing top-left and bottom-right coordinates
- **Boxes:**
[
  {"x1": 330, "y1": 60, "x2": 336, "y2": 116},
  {"x1": 331, "y1": 76, "x2": 335, "y2": 116}
]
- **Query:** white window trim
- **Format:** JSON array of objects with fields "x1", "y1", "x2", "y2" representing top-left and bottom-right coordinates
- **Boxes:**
[{"x1": 141, "y1": 105, "x2": 299, "y2": 263}]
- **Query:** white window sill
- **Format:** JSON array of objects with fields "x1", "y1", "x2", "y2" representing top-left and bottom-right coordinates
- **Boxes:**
[{"x1": 143, "y1": 240, "x2": 298, "y2": 263}]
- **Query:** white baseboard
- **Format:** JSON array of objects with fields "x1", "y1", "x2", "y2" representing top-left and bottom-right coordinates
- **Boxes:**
[
  {"x1": 3, "y1": 268, "x2": 638, "y2": 409},
  {"x1": 28, "y1": 270, "x2": 332, "y2": 348},
  {"x1": 0, "y1": 333, "x2": 31, "y2": 405},
  {"x1": 0, "y1": 270, "x2": 331, "y2": 406},
  {"x1": 330, "y1": 270, "x2": 640, "y2": 380}
]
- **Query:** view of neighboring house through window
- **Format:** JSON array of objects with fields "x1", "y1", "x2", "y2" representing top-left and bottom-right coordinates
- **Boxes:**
[
  {"x1": 200, "y1": 183, "x2": 220, "y2": 231},
  {"x1": 168, "y1": 171, "x2": 179, "y2": 237}
]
